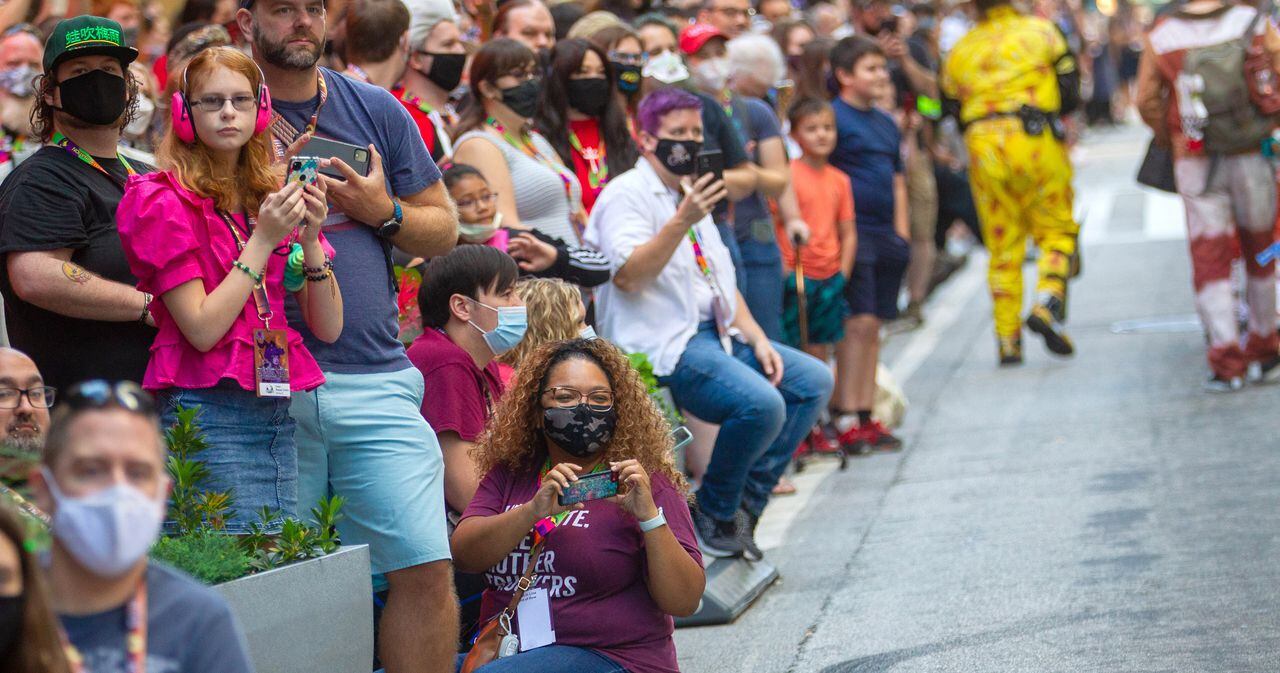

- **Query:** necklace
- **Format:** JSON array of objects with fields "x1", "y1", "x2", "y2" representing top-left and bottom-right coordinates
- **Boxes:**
[
  {"x1": 486, "y1": 116, "x2": 579, "y2": 222},
  {"x1": 568, "y1": 128, "x2": 607, "y2": 190}
]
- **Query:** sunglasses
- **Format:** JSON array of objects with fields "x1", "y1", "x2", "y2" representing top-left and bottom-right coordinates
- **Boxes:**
[{"x1": 63, "y1": 380, "x2": 156, "y2": 416}]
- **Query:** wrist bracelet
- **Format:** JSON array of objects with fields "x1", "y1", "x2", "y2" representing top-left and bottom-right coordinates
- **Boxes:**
[
  {"x1": 305, "y1": 269, "x2": 333, "y2": 282},
  {"x1": 303, "y1": 257, "x2": 333, "y2": 275},
  {"x1": 232, "y1": 260, "x2": 264, "y2": 284},
  {"x1": 139, "y1": 292, "x2": 153, "y2": 324},
  {"x1": 638, "y1": 507, "x2": 666, "y2": 533}
]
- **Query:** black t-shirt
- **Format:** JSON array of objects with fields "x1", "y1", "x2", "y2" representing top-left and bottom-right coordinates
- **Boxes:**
[{"x1": 0, "y1": 145, "x2": 155, "y2": 392}]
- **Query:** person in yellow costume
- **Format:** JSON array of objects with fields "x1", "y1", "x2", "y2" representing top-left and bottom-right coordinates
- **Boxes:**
[{"x1": 941, "y1": 0, "x2": 1081, "y2": 365}]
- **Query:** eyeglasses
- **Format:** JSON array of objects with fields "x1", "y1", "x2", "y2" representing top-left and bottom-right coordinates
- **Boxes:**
[
  {"x1": 609, "y1": 51, "x2": 646, "y2": 67},
  {"x1": 63, "y1": 380, "x2": 155, "y2": 416},
  {"x1": 0, "y1": 386, "x2": 55, "y2": 409},
  {"x1": 456, "y1": 192, "x2": 498, "y2": 210},
  {"x1": 542, "y1": 387, "x2": 615, "y2": 412},
  {"x1": 190, "y1": 94, "x2": 258, "y2": 112}
]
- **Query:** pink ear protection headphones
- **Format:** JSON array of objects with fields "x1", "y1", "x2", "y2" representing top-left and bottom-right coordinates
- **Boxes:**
[{"x1": 170, "y1": 56, "x2": 273, "y2": 144}]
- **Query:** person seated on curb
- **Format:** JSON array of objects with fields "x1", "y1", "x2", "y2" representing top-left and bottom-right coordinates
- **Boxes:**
[
  {"x1": 28, "y1": 380, "x2": 254, "y2": 673},
  {"x1": 407, "y1": 244, "x2": 523, "y2": 516},
  {"x1": 585, "y1": 87, "x2": 833, "y2": 561},
  {"x1": 452, "y1": 338, "x2": 704, "y2": 673}
]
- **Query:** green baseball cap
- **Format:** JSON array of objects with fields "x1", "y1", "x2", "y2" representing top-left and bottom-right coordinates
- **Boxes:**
[{"x1": 42, "y1": 15, "x2": 138, "y2": 74}]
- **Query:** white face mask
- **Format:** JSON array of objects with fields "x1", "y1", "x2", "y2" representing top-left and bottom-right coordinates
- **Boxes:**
[
  {"x1": 123, "y1": 95, "x2": 155, "y2": 140},
  {"x1": 458, "y1": 218, "x2": 499, "y2": 243},
  {"x1": 642, "y1": 50, "x2": 690, "y2": 85},
  {"x1": 693, "y1": 58, "x2": 731, "y2": 93},
  {"x1": 42, "y1": 466, "x2": 166, "y2": 578}
]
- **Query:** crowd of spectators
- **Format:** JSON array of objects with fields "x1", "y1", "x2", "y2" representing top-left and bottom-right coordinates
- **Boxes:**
[{"x1": 0, "y1": 0, "x2": 1126, "y2": 670}]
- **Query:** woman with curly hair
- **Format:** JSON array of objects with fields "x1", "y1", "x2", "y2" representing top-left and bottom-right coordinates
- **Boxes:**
[{"x1": 452, "y1": 338, "x2": 705, "y2": 673}]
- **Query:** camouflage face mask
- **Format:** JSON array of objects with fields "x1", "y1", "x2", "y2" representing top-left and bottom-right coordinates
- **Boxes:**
[{"x1": 542, "y1": 404, "x2": 618, "y2": 457}]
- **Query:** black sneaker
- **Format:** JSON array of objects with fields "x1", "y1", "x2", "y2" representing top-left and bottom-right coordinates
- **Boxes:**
[
  {"x1": 734, "y1": 508, "x2": 764, "y2": 562},
  {"x1": 690, "y1": 501, "x2": 744, "y2": 558},
  {"x1": 1026, "y1": 302, "x2": 1075, "y2": 356}
]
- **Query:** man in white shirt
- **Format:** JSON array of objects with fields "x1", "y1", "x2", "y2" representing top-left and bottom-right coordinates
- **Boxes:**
[{"x1": 586, "y1": 87, "x2": 833, "y2": 561}]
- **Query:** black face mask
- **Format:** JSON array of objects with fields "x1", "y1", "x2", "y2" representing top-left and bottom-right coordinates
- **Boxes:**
[
  {"x1": 0, "y1": 595, "x2": 20, "y2": 656},
  {"x1": 57, "y1": 69, "x2": 128, "y2": 126},
  {"x1": 423, "y1": 52, "x2": 466, "y2": 93},
  {"x1": 499, "y1": 78, "x2": 541, "y2": 119},
  {"x1": 543, "y1": 404, "x2": 617, "y2": 457},
  {"x1": 567, "y1": 77, "x2": 609, "y2": 117},
  {"x1": 654, "y1": 137, "x2": 700, "y2": 176},
  {"x1": 611, "y1": 61, "x2": 642, "y2": 94}
]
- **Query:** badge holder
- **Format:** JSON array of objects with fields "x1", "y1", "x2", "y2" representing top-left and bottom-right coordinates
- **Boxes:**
[{"x1": 250, "y1": 284, "x2": 291, "y2": 398}]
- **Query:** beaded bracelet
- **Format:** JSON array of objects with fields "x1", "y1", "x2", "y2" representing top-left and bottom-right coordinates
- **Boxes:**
[
  {"x1": 233, "y1": 260, "x2": 264, "y2": 284},
  {"x1": 303, "y1": 256, "x2": 333, "y2": 275},
  {"x1": 305, "y1": 270, "x2": 333, "y2": 282}
]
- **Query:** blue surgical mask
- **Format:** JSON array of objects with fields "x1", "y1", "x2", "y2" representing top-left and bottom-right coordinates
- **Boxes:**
[
  {"x1": 469, "y1": 300, "x2": 528, "y2": 356},
  {"x1": 580, "y1": 326, "x2": 598, "y2": 340}
]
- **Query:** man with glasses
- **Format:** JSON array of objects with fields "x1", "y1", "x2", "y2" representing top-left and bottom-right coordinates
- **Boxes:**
[
  {"x1": 697, "y1": 0, "x2": 752, "y2": 39},
  {"x1": 0, "y1": 348, "x2": 51, "y2": 457},
  {"x1": 236, "y1": 0, "x2": 459, "y2": 670},
  {"x1": 29, "y1": 380, "x2": 254, "y2": 673},
  {"x1": 0, "y1": 16, "x2": 155, "y2": 395}
]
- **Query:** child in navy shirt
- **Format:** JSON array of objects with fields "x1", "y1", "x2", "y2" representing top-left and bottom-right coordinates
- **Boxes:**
[{"x1": 828, "y1": 36, "x2": 910, "y2": 453}]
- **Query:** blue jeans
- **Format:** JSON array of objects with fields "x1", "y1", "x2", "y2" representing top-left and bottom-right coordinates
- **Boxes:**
[
  {"x1": 158, "y1": 382, "x2": 297, "y2": 534},
  {"x1": 659, "y1": 323, "x2": 833, "y2": 520},
  {"x1": 737, "y1": 236, "x2": 784, "y2": 342},
  {"x1": 454, "y1": 646, "x2": 626, "y2": 672}
]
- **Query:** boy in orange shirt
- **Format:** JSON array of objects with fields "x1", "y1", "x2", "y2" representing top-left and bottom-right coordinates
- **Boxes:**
[{"x1": 777, "y1": 98, "x2": 857, "y2": 452}]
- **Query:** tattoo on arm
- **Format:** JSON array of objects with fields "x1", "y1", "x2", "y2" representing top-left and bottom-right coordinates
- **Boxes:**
[{"x1": 61, "y1": 261, "x2": 92, "y2": 284}]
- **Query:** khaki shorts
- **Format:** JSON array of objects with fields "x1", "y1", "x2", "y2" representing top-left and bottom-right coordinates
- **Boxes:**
[{"x1": 906, "y1": 149, "x2": 938, "y2": 243}]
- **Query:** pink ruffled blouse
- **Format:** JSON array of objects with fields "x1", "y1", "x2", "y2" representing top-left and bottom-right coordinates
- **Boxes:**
[{"x1": 117, "y1": 171, "x2": 330, "y2": 393}]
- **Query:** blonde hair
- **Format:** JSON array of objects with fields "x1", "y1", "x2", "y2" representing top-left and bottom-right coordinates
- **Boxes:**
[
  {"x1": 566, "y1": 10, "x2": 624, "y2": 40},
  {"x1": 499, "y1": 278, "x2": 583, "y2": 366},
  {"x1": 475, "y1": 338, "x2": 688, "y2": 492},
  {"x1": 157, "y1": 47, "x2": 279, "y2": 214}
]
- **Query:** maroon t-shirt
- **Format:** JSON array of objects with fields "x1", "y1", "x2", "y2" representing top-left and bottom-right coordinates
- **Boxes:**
[
  {"x1": 406, "y1": 327, "x2": 504, "y2": 441},
  {"x1": 461, "y1": 463, "x2": 702, "y2": 673}
]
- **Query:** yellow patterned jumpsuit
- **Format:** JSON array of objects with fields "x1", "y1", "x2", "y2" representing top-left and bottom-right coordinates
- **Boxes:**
[{"x1": 941, "y1": 6, "x2": 1080, "y2": 352}]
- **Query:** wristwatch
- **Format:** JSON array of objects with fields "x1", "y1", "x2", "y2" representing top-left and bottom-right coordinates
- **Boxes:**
[
  {"x1": 377, "y1": 199, "x2": 403, "y2": 239},
  {"x1": 638, "y1": 507, "x2": 667, "y2": 533}
]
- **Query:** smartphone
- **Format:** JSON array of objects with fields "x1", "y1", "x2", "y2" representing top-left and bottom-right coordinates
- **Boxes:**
[
  {"x1": 696, "y1": 149, "x2": 724, "y2": 186},
  {"x1": 557, "y1": 470, "x2": 619, "y2": 507},
  {"x1": 286, "y1": 156, "x2": 319, "y2": 186},
  {"x1": 299, "y1": 136, "x2": 371, "y2": 179}
]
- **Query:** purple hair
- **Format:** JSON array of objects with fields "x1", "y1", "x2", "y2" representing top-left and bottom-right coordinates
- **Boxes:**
[{"x1": 636, "y1": 87, "x2": 703, "y2": 136}]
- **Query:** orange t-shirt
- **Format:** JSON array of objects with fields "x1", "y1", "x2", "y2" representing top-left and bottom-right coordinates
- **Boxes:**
[{"x1": 777, "y1": 159, "x2": 854, "y2": 279}]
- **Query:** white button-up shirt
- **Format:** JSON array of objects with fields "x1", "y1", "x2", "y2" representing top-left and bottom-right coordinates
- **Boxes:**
[{"x1": 584, "y1": 158, "x2": 739, "y2": 377}]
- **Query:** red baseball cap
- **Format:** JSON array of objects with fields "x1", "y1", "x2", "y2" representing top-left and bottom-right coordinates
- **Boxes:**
[{"x1": 679, "y1": 23, "x2": 727, "y2": 56}]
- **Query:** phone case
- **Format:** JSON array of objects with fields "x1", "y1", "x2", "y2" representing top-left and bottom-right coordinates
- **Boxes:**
[
  {"x1": 557, "y1": 471, "x2": 619, "y2": 506},
  {"x1": 288, "y1": 157, "x2": 319, "y2": 186}
]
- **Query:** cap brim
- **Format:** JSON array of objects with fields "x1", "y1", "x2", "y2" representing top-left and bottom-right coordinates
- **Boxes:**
[{"x1": 49, "y1": 44, "x2": 139, "y2": 72}]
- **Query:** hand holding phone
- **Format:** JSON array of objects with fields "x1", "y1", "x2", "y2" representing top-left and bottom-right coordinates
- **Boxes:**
[{"x1": 696, "y1": 149, "x2": 724, "y2": 186}]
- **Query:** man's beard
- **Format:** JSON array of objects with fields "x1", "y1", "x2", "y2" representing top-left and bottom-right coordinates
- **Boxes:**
[
  {"x1": 255, "y1": 25, "x2": 323, "y2": 71},
  {"x1": 53, "y1": 107, "x2": 127, "y2": 132}
]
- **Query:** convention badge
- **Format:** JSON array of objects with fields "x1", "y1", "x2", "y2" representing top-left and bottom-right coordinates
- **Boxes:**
[
  {"x1": 253, "y1": 328, "x2": 291, "y2": 398},
  {"x1": 516, "y1": 587, "x2": 556, "y2": 651}
]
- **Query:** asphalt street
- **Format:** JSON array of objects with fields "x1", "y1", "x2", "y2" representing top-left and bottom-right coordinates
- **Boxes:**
[{"x1": 674, "y1": 124, "x2": 1280, "y2": 673}]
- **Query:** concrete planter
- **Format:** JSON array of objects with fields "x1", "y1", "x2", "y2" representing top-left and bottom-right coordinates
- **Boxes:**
[{"x1": 216, "y1": 545, "x2": 373, "y2": 673}]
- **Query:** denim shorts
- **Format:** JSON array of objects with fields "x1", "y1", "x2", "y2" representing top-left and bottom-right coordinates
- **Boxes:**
[
  {"x1": 291, "y1": 367, "x2": 450, "y2": 576},
  {"x1": 159, "y1": 382, "x2": 297, "y2": 534}
]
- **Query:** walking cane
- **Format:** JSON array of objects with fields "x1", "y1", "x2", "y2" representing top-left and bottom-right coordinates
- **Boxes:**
[{"x1": 793, "y1": 233, "x2": 809, "y2": 351}]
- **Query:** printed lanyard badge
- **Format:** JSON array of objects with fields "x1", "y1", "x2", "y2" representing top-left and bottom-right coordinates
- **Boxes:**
[
  {"x1": 220, "y1": 210, "x2": 292, "y2": 398},
  {"x1": 687, "y1": 224, "x2": 733, "y2": 354}
]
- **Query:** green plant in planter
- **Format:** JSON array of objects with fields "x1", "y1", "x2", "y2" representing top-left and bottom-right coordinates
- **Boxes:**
[{"x1": 157, "y1": 406, "x2": 344, "y2": 584}]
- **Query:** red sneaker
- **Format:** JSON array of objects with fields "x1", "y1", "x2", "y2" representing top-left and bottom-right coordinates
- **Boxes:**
[
  {"x1": 808, "y1": 426, "x2": 838, "y2": 454},
  {"x1": 836, "y1": 424, "x2": 872, "y2": 456},
  {"x1": 864, "y1": 420, "x2": 903, "y2": 452}
]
